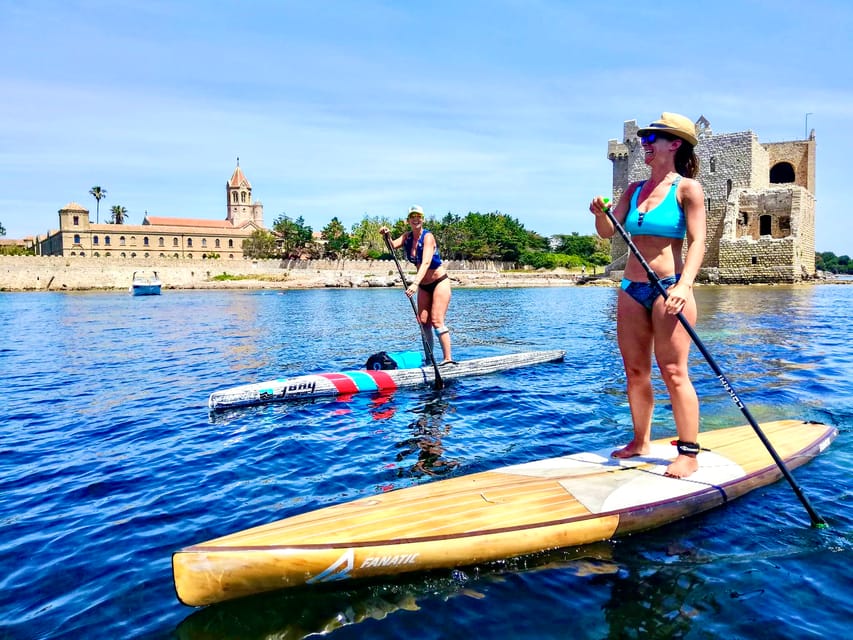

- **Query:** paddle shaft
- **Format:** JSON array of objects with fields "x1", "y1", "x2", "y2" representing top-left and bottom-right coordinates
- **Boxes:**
[
  {"x1": 603, "y1": 206, "x2": 825, "y2": 527},
  {"x1": 383, "y1": 233, "x2": 444, "y2": 390}
]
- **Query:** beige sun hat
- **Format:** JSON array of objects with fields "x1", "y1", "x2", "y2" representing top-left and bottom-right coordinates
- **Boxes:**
[
  {"x1": 407, "y1": 205, "x2": 424, "y2": 217},
  {"x1": 637, "y1": 112, "x2": 698, "y2": 146}
]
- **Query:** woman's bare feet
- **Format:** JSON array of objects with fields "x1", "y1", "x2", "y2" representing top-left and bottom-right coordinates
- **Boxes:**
[
  {"x1": 611, "y1": 440, "x2": 650, "y2": 459},
  {"x1": 665, "y1": 454, "x2": 699, "y2": 478}
]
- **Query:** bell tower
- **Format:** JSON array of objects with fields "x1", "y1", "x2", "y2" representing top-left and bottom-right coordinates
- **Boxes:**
[{"x1": 226, "y1": 158, "x2": 264, "y2": 227}]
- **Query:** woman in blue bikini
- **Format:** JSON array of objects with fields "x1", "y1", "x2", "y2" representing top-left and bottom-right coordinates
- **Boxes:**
[
  {"x1": 381, "y1": 206, "x2": 454, "y2": 365},
  {"x1": 589, "y1": 113, "x2": 706, "y2": 478}
]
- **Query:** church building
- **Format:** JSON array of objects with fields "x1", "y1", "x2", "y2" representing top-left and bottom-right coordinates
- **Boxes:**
[{"x1": 36, "y1": 162, "x2": 265, "y2": 259}]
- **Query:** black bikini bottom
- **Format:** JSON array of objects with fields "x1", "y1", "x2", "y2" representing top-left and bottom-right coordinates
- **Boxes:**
[{"x1": 418, "y1": 274, "x2": 449, "y2": 293}]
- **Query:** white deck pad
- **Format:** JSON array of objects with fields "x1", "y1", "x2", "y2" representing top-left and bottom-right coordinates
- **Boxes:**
[{"x1": 498, "y1": 444, "x2": 746, "y2": 514}]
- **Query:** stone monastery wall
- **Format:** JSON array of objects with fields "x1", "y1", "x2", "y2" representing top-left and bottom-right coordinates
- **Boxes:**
[{"x1": 0, "y1": 255, "x2": 516, "y2": 291}]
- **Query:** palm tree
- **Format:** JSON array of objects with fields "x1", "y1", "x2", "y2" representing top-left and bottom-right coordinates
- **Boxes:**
[
  {"x1": 109, "y1": 205, "x2": 128, "y2": 224},
  {"x1": 89, "y1": 186, "x2": 107, "y2": 223}
]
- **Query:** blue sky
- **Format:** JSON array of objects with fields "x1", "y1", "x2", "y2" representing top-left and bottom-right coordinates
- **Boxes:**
[{"x1": 2, "y1": 0, "x2": 852, "y2": 256}]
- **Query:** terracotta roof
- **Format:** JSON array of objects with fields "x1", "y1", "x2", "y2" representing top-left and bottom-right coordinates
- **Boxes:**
[
  {"x1": 144, "y1": 216, "x2": 236, "y2": 229},
  {"x1": 228, "y1": 165, "x2": 251, "y2": 189},
  {"x1": 61, "y1": 202, "x2": 88, "y2": 212}
]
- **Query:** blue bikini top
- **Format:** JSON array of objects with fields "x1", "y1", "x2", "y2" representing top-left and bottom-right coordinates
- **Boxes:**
[
  {"x1": 403, "y1": 229, "x2": 442, "y2": 269},
  {"x1": 623, "y1": 177, "x2": 686, "y2": 239}
]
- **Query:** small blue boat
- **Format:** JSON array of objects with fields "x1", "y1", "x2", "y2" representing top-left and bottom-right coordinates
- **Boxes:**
[{"x1": 130, "y1": 271, "x2": 162, "y2": 296}]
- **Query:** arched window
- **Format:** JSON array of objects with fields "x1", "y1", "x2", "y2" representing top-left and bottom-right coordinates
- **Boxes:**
[
  {"x1": 73, "y1": 234, "x2": 81, "y2": 244},
  {"x1": 241, "y1": 191, "x2": 246, "y2": 203},
  {"x1": 158, "y1": 237, "x2": 165, "y2": 247},
  {"x1": 119, "y1": 236, "x2": 126, "y2": 246},
  {"x1": 228, "y1": 239, "x2": 234, "y2": 248},
  {"x1": 770, "y1": 162, "x2": 795, "y2": 183},
  {"x1": 143, "y1": 237, "x2": 149, "y2": 246},
  {"x1": 710, "y1": 158, "x2": 716, "y2": 173},
  {"x1": 215, "y1": 238, "x2": 221, "y2": 248},
  {"x1": 201, "y1": 238, "x2": 207, "y2": 248},
  {"x1": 232, "y1": 192, "x2": 238, "y2": 203},
  {"x1": 130, "y1": 236, "x2": 137, "y2": 246},
  {"x1": 93, "y1": 236, "x2": 99, "y2": 245},
  {"x1": 173, "y1": 238, "x2": 179, "y2": 247},
  {"x1": 187, "y1": 238, "x2": 193, "y2": 247},
  {"x1": 105, "y1": 236, "x2": 111, "y2": 246}
]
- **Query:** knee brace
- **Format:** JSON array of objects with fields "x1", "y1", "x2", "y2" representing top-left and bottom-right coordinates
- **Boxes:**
[{"x1": 434, "y1": 325, "x2": 450, "y2": 338}]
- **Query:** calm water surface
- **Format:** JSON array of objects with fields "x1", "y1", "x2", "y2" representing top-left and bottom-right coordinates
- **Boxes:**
[{"x1": 1, "y1": 285, "x2": 851, "y2": 639}]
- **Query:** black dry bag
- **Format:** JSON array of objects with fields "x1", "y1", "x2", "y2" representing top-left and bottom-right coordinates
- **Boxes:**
[{"x1": 364, "y1": 351, "x2": 399, "y2": 371}]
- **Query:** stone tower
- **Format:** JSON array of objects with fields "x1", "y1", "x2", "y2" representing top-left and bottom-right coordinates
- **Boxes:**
[
  {"x1": 606, "y1": 117, "x2": 816, "y2": 283},
  {"x1": 226, "y1": 159, "x2": 264, "y2": 227}
]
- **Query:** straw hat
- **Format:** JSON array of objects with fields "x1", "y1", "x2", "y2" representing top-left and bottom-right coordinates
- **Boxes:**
[
  {"x1": 637, "y1": 112, "x2": 698, "y2": 146},
  {"x1": 408, "y1": 205, "x2": 424, "y2": 218}
]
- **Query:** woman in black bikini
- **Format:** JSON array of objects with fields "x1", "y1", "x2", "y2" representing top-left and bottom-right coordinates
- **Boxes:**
[
  {"x1": 589, "y1": 113, "x2": 707, "y2": 479},
  {"x1": 381, "y1": 206, "x2": 454, "y2": 365}
]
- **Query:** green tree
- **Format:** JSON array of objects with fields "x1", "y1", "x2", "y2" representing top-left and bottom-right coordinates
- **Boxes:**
[
  {"x1": 321, "y1": 217, "x2": 351, "y2": 259},
  {"x1": 553, "y1": 233, "x2": 599, "y2": 259},
  {"x1": 350, "y1": 215, "x2": 392, "y2": 259},
  {"x1": 108, "y1": 205, "x2": 128, "y2": 224},
  {"x1": 89, "y1": 186, "x2": 107, "y2": 224},
  {"x1": 589, "y1": 251, "x2": 612, "y2": 267},
  {"x1": 273, "y1": 213, "x2": 313, "y2": 258},
  {"x1": 431, "y1": 212, "x2": 464, "y2": 260},
  {"x1": 458, "y1": 211, "x2": 534, "y2": 261},
  {"x1": 242, "y1": 229, "x2": 278, "y2": 258},
  {"x1": 0, "y1": 220, "x2": 5, "y2": 235},
  {"x1": 817, "y1": 251, "x2": 839, "y2": 273}
]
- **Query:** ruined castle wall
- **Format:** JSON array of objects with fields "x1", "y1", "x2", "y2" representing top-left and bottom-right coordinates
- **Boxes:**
[
  {"x1": 607, "y1": 119, "x2": 816, "y2": 283},
  {"x1": 764, "y1": 139, "x2": 815, "y2": 192},
  {"x1": 719, "y1": 186, "x2": 815, "y2": 283}
]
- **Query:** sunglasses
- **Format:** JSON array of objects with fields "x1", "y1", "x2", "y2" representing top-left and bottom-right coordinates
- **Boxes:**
[{"x1": 640, "y1": 132, "x2": 674, "y2": 145}]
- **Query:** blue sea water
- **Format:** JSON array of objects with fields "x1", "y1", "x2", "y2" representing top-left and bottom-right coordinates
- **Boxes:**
[{"x1": 1, "y1": 284, "x2": 851, "y2": 640}]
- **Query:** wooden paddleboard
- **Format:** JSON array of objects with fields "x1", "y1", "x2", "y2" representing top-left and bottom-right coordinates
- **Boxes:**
[
  {"x1": 172, "y1": 419, "x2": 836, "y2": 606},
  {"x1": 208, "y1": 350, "x2": 566, "y2": 411}
]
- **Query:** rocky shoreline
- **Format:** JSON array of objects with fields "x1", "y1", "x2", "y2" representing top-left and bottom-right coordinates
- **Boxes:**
[
  {"x1": 179, "y1": 269, "x2": 613, "y2": 291},
  {"x1": 3, "y1": 256, "x2": 844, "y2": 292},
  {"x1": 0, "y1": 255, "x2": 613, "y2": 292}
]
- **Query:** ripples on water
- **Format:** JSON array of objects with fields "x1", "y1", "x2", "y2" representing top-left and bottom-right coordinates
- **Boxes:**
[{"x1": 0, "y1": 285, "x2": 850, "y2": 639}]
